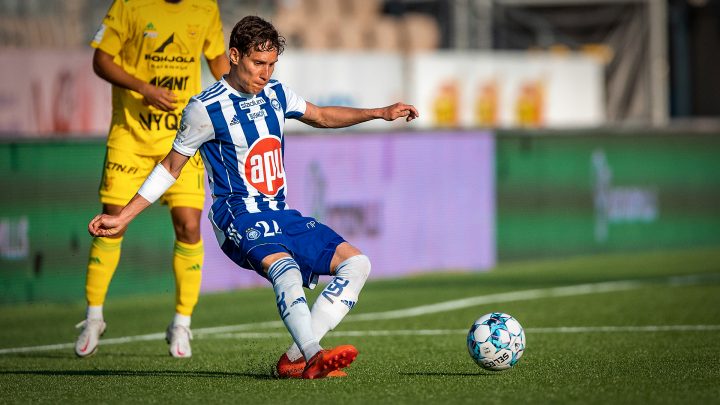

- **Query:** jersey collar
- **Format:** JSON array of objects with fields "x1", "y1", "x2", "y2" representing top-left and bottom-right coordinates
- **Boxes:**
[{"x1": 220, "y1": 76, "x2": 261, "y2": 100}]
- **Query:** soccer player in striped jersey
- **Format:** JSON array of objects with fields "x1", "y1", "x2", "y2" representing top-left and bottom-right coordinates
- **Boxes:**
[
  {"x1": 75, "y1": 0, "x2": 229, "y2": 359},
  {"x1": 87, "y1": 15, "x2": 419, "y2": 379}
]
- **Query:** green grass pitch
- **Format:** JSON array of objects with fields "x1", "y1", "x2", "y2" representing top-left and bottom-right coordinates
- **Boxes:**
[{"x1": 1, "y1": 246, "x2": 719, "y2": 404}]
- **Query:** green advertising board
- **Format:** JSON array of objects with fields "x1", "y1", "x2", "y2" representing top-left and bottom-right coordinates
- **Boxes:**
[
  {"x1": 0, "y1": 141, "x2": 176, "y2": 304},
  {"x1": 496, "y1": 130, "x2": 720, "y2": 260},
  {"x1": 2, "y1": 131, "x2": 719, "y2": 303}
]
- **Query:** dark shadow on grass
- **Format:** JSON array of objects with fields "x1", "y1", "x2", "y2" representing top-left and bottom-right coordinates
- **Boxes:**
[
  {"x1": 0, "y1": 369, "x2": 275, "y2": 379},
  {"x1": 3, "y1": 352, "x2": 73, "y2": 359},
  {"x1": 1, "y1": 352, "x2": 174, "y2": 360},
  {"x1": 399, "y1": 372, "x2": 495, "y2": 377}
]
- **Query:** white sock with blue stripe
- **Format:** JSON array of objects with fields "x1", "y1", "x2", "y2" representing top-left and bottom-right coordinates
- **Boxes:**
[
  {"x1": 285, "y1": 255, "x2": 371, "y2": 362},
  {"x1": 268, "y1": 257, "x2": 321, "y2": 360}
]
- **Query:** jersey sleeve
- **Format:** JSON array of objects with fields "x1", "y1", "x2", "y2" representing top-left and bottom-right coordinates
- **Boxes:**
[
  {"x1": 173, "y1": 98, "x2": 215, "y2": 156},
  {"x1": 89, "y1": 0, "x2": 129, "y2": 56},
  {"x1": 203, "y1": 2, "x2": 226, "y2": 61},
  {"x1": 281, "y1": 83, "x2": 307, "y2": 119}
]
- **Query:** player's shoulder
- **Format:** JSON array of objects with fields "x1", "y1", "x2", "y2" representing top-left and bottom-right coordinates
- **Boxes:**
[
  {"x1": 266, "y1": 79, "x2": 303, "y2": 102},
  {"x1": 194, "y1": 80, "x2": 229, "y2": 104},
  {"x1": 182, "y1": 96, "x2": 212, "y2": 125},
  {"x1": 266, "y1": 79, "x2": 289, "y2": 92}
]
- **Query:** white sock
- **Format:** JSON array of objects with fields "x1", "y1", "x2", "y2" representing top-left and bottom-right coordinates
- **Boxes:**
[
  {"x1": 285, "y1": 255, "x2": 371, "y2": 361},
  {"x1": 173, "y1": 313, "x2": 191, "y2": 328},
  {"x1": 86, "y1": 305, "x2": 103, "y2": 321},
  {"x1": 269, "y1": 257, "x2": 321, "y2": 360}
]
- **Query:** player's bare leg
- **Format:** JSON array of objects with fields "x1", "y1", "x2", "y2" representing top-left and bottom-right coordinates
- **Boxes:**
[
  {"x1": 166, "y1": 206, "x2": 203, "y2": 358},
  {"x1": 76, "y1": 204, "x2": 125, "y2": 357}
]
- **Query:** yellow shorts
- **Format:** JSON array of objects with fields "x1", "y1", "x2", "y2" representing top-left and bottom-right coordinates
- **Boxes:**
[{"x1": 99, "y1": 146, "x2": 205, "y2": 210}]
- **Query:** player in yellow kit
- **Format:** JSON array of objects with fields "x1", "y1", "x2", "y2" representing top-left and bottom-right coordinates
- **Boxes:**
[{"x1": 75, "y1": 0, "x2": 229, "y2": 358}]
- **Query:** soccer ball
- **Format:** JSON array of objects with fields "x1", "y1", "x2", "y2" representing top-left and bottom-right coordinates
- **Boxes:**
[{"x1": 467, "y1": 312, "x2": 526, "y2": 371}]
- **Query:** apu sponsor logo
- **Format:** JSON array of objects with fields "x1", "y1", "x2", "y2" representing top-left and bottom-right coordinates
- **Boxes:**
[
  {"x1": 244, "y1": 136, "x2": 285, "y2": 196},
  {"x1": 150, "y1": 76, "x2": 189, "y2": 91}
]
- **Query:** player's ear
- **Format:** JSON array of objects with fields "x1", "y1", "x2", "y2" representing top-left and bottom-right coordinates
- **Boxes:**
[{"x1": 228, "y1": 48, "x2": 241, "y2": 65}]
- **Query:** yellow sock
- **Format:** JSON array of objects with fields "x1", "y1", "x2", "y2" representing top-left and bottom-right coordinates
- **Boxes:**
[
  {"x1": 85, "y1": 236, "x2": 123, "y2": 306},
  {"x1": 173, "y1": 239, "x2": 204, "y2": 316}
]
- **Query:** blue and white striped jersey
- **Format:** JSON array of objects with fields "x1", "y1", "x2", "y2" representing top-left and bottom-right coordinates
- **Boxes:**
[{"x1": 172, "y1": 77, "x2": 306, "y2": 228}]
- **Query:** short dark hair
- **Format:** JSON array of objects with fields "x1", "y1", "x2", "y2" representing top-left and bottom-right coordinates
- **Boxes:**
[{"x1": 229, "y1": 16, "x2": 286, "y2": 56}]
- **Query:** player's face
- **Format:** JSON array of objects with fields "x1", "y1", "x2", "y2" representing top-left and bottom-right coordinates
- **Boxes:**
[{"x1": 229, "y1": 46, "x2": 278, "y2": 95}]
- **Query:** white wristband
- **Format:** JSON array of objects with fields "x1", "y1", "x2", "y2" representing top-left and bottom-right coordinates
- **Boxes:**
[{"x1": 137, "y1": 163, "x2": 177, "y2": 203}]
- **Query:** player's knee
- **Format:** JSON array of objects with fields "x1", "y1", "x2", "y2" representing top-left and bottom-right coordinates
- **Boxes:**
[
  {"x1": 173, "y1": 220, "x2": 201, "y2": 242},
  {"x1": 268, "y1": 257, "x2": 302, "y2": 286},
  {"x1": 336, "y1": 254, "x2": 371, "y2": 281}
]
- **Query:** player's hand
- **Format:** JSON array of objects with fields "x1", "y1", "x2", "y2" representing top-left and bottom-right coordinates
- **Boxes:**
[
  {"x1": 381, "y1": 102, "x2": 419, "y2": 122},
  {"x1": 88, "y1": 214, "x2": 126, "y2": 237},
  {"x1": 139, "y1": 83, "x2": 178, "y2": 112}
]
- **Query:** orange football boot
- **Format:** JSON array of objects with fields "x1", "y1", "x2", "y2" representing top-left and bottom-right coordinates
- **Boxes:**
[
  {"x1": 276, "y1": 353, "x2": 347, "y2": 378},
  {"x1": 301, "y1": 345, "x2": 358, "y2": 380}
]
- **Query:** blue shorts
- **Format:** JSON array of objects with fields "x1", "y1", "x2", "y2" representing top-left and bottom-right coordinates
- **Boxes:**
[{"x1": 218, "y1": 209, "x2": 345, "y2": 289}]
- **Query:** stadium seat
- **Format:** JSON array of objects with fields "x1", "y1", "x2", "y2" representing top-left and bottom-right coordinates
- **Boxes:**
[{"x1": 401, "y1": 13, "x2": 440, "y2": 52}]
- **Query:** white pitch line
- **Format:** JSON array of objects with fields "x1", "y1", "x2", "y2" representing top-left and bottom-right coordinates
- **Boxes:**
[
  {"x1": 0, "y1": 333, "x2": 166, "y2": 354},
  {"x1": 344, "y1": 279, "x2": 645, "y2": 322},
  {"x1": 6, "y1": 325, "x2": 718, "y2": 354},
  {"x1": 1, "y1": 273, "x2": 717, "y2": 355},
  {"x1": 529, "y1": 325, "x2": 720, "y2": 333}
]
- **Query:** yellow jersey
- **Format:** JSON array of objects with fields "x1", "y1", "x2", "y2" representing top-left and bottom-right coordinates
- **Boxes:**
[{"x1": 91, "y1": 0, "x2": 226, "y2": 155}]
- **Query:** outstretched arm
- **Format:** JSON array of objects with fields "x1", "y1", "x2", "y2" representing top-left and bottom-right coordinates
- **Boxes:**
[
  {"x1": 88, "y1": 150, "x2": 191, "y2": 237},
  {"x1": 298, "y1": 102, "x2": 419, "y2": 129}
]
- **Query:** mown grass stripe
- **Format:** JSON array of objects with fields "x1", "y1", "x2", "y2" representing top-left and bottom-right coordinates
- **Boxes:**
[
  {"x1": 205, "y1": 325, "x2": 720, "y2": 340},
  {"x1": 1, "y1": 274, "x2": 717, "y2": 355}
]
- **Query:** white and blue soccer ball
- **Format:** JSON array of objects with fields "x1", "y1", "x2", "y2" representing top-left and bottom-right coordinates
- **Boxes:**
[{"x1": 467, "y1": 312, "x2": 526, "y2": 371}]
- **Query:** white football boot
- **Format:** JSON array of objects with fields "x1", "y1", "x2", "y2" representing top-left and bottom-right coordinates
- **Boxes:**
[
  {"x1": 166, "y1": 323, "x2": 193, "y2": 358},
  {"x1": 74, "y1": 319, "x2": 106, "y2": 357}
]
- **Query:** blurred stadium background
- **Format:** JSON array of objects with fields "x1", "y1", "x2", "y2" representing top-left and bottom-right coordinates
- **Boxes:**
[{"x1": 1, "y1": 0, "x2": 719, "y2": 304}]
